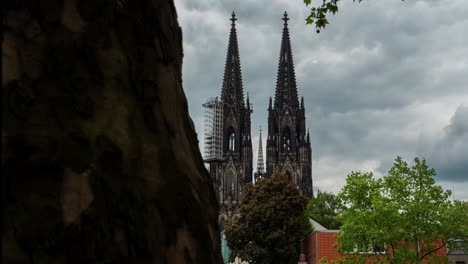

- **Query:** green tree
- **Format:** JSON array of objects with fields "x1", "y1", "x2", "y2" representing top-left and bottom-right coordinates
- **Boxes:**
[
  {"x1": 303, "y1": 0, "x2": 405, "y2": 32},
  {"x1": 306, "y1": 191, "x2": 344, "y2": 229},
  {"x1": 337, "y1": 157, "x2": 468, "y2": 263},
  {"x1": 224, "y1": 173, "x2": 312, "y2": 264}
]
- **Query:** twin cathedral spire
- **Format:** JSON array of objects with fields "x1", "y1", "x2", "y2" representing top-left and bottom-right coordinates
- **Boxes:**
[
  {"x1": 221, "y1": 12, "x2": 245, "y2": 112},
  {"x1": 275, "y1": 12, "x2": 299, "y2": 110},
  {"x1": 267, "y1": 12, "x2": 312, "y2": 198},
  {"x1": 205, "y1": 11, "x2": 313, "y2": 224}
]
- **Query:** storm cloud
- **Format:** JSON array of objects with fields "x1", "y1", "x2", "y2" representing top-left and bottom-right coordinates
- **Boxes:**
[{"x1": 174, "y1": 0, "x2": 468, "y2": 200}]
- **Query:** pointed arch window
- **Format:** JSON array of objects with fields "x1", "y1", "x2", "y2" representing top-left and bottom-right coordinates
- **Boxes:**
[
  {"x1": 225, "y1": 168, "x2": 237, "y2": 201},
  {"x1": 228, "y1": 127, "x2": 236, "y2": 151},
  {"x1": 223, "y1": 173, "x2": 228, "y2": 201},
  {"x1": 282, "y1": 126, "x2": 291, "y2": 152},
  {"x1": 285, "y1": 170, "x2": 292, "y2": 181},
  {"x1": 229, "y1": 133, "x2": 235, "y2": 151},
  {"x1": 231, "y1": 176, "x2": 236, "y2": 200}
]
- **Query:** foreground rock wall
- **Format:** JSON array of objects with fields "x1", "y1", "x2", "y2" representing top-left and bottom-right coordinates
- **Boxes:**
[{"x1": 2, "y1": 0, "x2": 222, "y2": 263}]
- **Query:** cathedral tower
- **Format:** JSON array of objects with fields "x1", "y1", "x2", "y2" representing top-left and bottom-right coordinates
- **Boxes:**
[
  {"x1": 254, "y1": 126, "x2": 265, "y2": 181},
  {"x1": 206, "y1": 12, "x2": 253, "y2": 225},
  {"x1": 266, "y1": 12, "x2": 313, "y2": 198}
]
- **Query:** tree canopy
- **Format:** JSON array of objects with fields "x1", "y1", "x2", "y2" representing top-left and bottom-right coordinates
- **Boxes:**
[
  {"x1": 336, "y1": 157, "x2": 468, "y2": 263},
  {"x1": 306, "y1": 191, "x2": 344, "y2": 229},
  {"x1": 224, "y1": 173, "x2": 311, "y2": 264}
]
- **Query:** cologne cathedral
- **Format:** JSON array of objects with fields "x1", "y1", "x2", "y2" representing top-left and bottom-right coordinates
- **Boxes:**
[
  {"x1": 266, "y1": 12, "x2": 313, "y2": 199},
  {"x1": 204, "y1": 12, "x2": 312, "y2": 228}
]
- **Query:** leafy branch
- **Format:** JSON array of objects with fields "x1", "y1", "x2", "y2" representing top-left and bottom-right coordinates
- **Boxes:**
[{"x1": 304, "y1": 0, "x2": 405, "y2": 33}]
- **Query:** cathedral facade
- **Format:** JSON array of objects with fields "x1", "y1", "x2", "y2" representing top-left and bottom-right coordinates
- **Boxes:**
[
  {"x1": 265, "y1": 12, "x2": 313, "y2": 199},
  {"x1": 207, "y1": 13, "x2": 253, "y2": 226},
  {"x1": 206, "y1": 12, "x2": 313, "y2": 229}
]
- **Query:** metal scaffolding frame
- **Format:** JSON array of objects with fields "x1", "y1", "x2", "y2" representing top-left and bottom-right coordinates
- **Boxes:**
[{"x1": 203, "y1": 97, "x2": 224, "y2": 161}]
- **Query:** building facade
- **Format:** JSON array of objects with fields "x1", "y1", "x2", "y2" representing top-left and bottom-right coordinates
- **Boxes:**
[
  {"x1": 266, "y1": 12, "x2": 313, "y2": 198},
  {"x1": 448, "y1": 240, "x2": 468, "y2": 264},
  {"x1": 204, "y1": 12, "x2": 314, "y2": 232},
  {"x1": 301, "y1": 219, "x2": 448, "y2": 264},
  {"x1": 205, "y1": 12, "x2": 253, "y2": 226}
]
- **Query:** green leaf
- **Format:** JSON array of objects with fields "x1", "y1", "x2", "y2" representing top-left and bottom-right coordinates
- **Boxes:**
[
  {"x1": 329, "y1": 5, "x2": 338, "y2": 14},
  {"x1": 336, "y1": 157, "x2": 467, "y2": 263},
  {"x1": 224, "y1": 173, "x2": 312, "y2": 263}
]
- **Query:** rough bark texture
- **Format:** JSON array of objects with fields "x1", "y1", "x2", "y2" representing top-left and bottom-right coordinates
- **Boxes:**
[{"x1": 2, "y1": 0, "x2": 222, "y2": 263}]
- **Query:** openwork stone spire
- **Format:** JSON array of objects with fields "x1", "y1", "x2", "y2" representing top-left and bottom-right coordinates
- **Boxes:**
[
  {"x1": 221, "y1": 12, "x2": 245, "y2": 110},
  {"x1": 274, "y1": 11, "x2": 299, "y2": 110},
  {"x1": 256, "y1": 126, "x2": 265, "y2": 174}
]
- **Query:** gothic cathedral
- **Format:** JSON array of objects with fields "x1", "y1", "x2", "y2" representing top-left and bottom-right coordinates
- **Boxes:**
[
  {"x1": 206, "y1": 12, "x2": 312, "y2": 228},
  {"x1": 265, "y1": 12, "x2": 313, "y2": 198},
  {"x1": 207, "y1": 12, "x2": 253, "y2": 226}
]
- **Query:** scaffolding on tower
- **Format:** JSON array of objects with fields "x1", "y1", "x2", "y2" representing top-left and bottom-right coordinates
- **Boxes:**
[{"x1": 203, "y1": 97, "x2": 224, "y2": 162}]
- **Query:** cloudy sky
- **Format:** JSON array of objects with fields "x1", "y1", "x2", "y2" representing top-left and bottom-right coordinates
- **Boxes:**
[{"x1": 173, "y1": 0, "x2": 468, "y2": 200}]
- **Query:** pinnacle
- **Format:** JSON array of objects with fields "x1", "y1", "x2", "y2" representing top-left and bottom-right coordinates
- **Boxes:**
[
  {"x1": 221, "y1": 12, "x2": 244, "y2": 109},
  {"x1": 256, "y1": 126, "x2": 265, "y2": 175},
  {"x1": 230, "y1": 12, "x2": 237, "y2": 26},
  {"x1": 282, "y1": 11, "x2": 289, "y2": 27},
  {"x1": 274, "y1": 11, "x2": 298, "y2": 110}
]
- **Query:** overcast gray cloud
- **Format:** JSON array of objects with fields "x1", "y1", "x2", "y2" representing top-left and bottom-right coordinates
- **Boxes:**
[
  {"x1": 174, "y1": 0, "x2": 468, "y2": 200},
  {"x1": 429, "y1": 104, "x2": 468, "y2": 182}
]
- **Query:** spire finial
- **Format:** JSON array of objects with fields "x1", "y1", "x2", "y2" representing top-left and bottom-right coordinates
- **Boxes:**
[
  {"x1": 230, "y1": 12, "x2": 237, "y2": 26},
  {"x1": 282, "y1": 11, "x2": 289, "y2": 27}
]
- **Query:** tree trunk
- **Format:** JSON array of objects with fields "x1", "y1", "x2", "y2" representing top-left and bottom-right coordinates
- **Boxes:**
[{"x1": 2, "y1": 0, "x2": 222, "y2": 263}]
